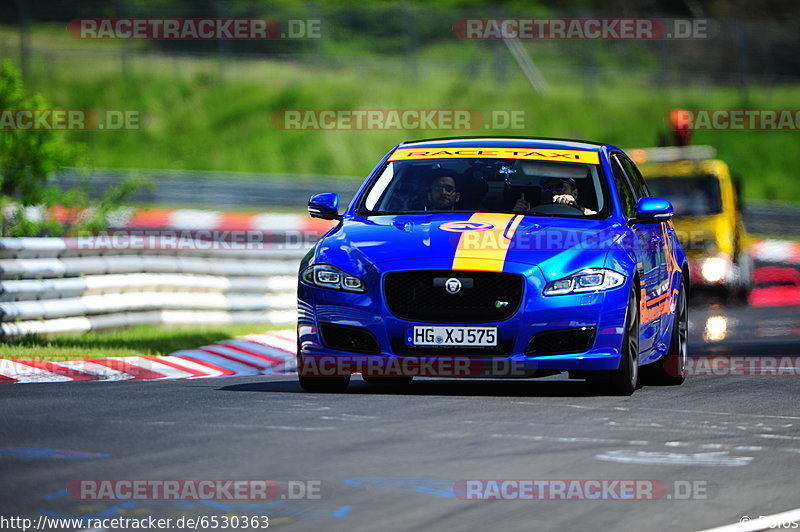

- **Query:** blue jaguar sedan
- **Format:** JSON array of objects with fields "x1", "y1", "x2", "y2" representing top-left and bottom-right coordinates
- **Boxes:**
[{"x1": 297, "y1": 137, "x2": 689, "y2": 395}]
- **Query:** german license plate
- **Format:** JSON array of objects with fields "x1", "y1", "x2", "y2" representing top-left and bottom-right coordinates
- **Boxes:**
[{"x1": 406, "y1": 326, "x2": 497, "y2": 347}]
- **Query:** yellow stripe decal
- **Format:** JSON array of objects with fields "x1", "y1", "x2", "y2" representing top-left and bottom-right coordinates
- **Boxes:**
[
  {"x1": 452, "y1": 213, "x2": 521, "y2": 272},
  {"x1": 645, "y1": 292, "x2": 669, "y2": 307},
  {"x1": 670, "y1": 253, "x2": 682, "y2": 273}
]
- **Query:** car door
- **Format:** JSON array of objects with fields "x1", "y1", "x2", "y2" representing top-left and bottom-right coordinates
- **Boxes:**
[
  {"x1": 625, "y1": 155, "x2": 679, "y2": 351},
  {"x1": 610, "y1": 152, "x2": 667, "y2": 352},
  {"x1": 619, "y1": 153, "x2": 674, "y2": 306}
]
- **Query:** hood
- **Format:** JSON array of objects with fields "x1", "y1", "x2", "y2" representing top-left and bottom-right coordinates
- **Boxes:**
[{"x1": 314, "y1": 213, "x2": 618, "y2": 278}]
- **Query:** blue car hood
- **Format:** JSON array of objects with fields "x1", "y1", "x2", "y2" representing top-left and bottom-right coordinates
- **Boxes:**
[{"x1": 315, "y1": 214, "x2": 621, "y2": 279}]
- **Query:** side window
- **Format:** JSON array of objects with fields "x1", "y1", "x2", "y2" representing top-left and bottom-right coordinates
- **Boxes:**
[
  {"x1": 611, "y1": 156, "x2": 637, "y2": 219},
  {"x1": 619, "y1": 155, "x2": 649, "y2": 199}
]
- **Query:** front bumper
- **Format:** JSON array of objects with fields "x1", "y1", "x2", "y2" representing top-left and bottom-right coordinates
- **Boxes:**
[{"x1": 298, "y1": 258, "x2": 631, "y2": 377}]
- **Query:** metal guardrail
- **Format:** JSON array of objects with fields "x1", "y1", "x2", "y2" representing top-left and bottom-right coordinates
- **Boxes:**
[
  {"x1": 0, "y1": 237, "x2": 306, "y2": 337},
  {"x1": 55, "y1": 169, "x2": 361, "y2": 209},
  {"x1": 1, "y1": 232, "x2": 798, "y2": 339},
  {"x1": 55, "y1": 170, "x2": 800, "y2": 238},
  {"x1": 744, "y1": 201, "x2": 800, "y2": 238}
]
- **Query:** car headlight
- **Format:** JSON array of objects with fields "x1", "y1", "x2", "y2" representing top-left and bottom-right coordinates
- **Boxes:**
[
  {"x1": 700, "y1": 256, "x2": 728, "y2": 283},
  {"x1": 543, "y1": 268, "x2": 625, "y2": 296},
  {"x1": 301, "y1": 264, "x2": 366, "y2": 293}
]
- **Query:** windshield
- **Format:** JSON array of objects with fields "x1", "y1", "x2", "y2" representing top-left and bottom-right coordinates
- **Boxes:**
[
  {"x1": 359, "y1": 156, "x2": 607, "y2": 218},
  {"x1": 646, "y1": 175, "x2": 722, "y2": 216}
]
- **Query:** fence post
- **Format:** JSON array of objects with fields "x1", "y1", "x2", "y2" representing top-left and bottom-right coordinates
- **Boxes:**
[
  {"x1": 403, "y1": 6, "x2": 419, "y2": 82},
  {"x1": 114, "y1": 0, "x2": 131, "y2": 77},
  {"x1": 13, "y1": 0, "x2": 31, "y2": 80},
  {"x1": 214, "y1": 1, "x2": 231, "y2": 78},
  {"x1": 730, "y1": 20, "x2": 750, "y2": 105}
]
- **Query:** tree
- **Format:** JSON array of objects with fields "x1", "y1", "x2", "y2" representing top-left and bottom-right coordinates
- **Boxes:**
[{"x1": 0, "y1": 61, "x2": 139, "y2": 237}]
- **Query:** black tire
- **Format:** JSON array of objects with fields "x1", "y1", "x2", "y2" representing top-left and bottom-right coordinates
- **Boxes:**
[
  {"x1": 362, "y1": 376, "x2": 414, "y2": 385},
  {"x1": 607, "y1": 287, "x2": 640, "y2": 396},
  {"x1": 648, "y1": 279, "x2": 688, "y2": 385}
]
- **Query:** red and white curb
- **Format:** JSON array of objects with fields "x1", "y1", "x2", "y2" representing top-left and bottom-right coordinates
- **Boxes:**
[
  {"x1": 48, "y1": 206, "x2": 800, "y2": 265},
  {"x1": 750, "y1": 238, "x2": 800, "y2": 265},
  {"x1": 0, "y1": 330, "x2": 297, "y2": 384},
  {"x1": 51, "y1": 206, "x2": 335, "y2": 233}
]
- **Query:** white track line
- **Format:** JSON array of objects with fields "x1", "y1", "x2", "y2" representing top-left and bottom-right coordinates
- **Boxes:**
[{"x1": 697, "y1": 508, "x2": 800, "y2": 532}]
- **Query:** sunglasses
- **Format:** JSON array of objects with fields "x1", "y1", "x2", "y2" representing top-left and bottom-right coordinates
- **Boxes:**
[{"x1": 432, "y1": 185, "x2": 457, "y2": 193}]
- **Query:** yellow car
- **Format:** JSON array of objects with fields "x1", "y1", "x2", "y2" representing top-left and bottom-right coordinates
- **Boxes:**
[{"x1": 629, "y1": 146, "x2": 753, "y2": 297}]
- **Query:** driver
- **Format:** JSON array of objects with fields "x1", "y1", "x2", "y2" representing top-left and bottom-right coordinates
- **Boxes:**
[
  {"x1": 513, "y1": 177, "x2": 596, "y2": 215},
  {"x1": 425, "y1": 174, "x2": 461, "y2": 211}
]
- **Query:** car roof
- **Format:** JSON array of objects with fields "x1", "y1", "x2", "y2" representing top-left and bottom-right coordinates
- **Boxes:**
[
  {"x1": 638, "y1": 159, "x2": 729, "y2": 179},
  {"x1": 398, "y1": 136, "x2": 607, "y2": 152}
]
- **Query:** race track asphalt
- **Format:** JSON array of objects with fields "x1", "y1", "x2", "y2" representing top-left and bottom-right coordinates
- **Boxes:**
[{"x1": 1, "y1": 301, "x2": 798, "y2": 532}]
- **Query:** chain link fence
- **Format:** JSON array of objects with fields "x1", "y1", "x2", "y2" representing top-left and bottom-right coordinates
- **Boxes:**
[{"x1": 3, "y1": 1, "x2": 800, "y2": 91}]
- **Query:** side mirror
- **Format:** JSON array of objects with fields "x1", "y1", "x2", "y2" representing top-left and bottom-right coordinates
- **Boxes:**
[
  {"x1": 308, "y1": 193, "x2": 341, "y2": 220},
  {"x1": 633, "y1": 197, "x2": 673, "y2": 224}
]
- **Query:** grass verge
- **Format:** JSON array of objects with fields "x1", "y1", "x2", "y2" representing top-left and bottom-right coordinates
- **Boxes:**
[
  {"x1": 2, "y1": 24, "x2": 800, "y2": 201},
  {"x1": 0, "y1": 323, "x2": 292, "y2": 362}
]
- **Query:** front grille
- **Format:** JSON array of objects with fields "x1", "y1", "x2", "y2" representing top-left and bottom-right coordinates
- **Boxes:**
[
  {"x1": 526, "y1": 327, "x2": 596, "y2": 356},
  {"x1": 391, "y1": 338, "x2": 515, "y2": 357},
  {"x1": 384, "y1": 270, "x2": 523, "y2": 323},
  {"x1": 319, "y1": 323, "x2": 381, "y2": 354}
]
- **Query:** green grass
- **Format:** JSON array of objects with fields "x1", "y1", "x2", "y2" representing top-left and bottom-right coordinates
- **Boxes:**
[
  {"x1": 0, "y1": 323, "x2": 291, "y2": 362},
  {"x1": 3, "y1": 24, "x2": 800, "y2": 201}
]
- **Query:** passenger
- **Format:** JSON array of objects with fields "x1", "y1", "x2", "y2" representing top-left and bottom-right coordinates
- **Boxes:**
[{"x1": 513, "y1": 177, "x2": 596, "y2": 215}]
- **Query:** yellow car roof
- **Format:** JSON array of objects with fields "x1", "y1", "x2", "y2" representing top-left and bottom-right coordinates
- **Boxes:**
[{"x1": 639, "y1": 159, "x2": 729, "y2": 178}]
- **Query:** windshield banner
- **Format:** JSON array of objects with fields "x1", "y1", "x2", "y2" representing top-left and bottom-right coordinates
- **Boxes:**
[{"x1": 387, "y1": 147, "x2": 600, "y2": 164}]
